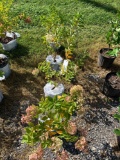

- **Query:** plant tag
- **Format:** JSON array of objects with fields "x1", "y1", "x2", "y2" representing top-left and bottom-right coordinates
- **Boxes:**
[{"x1": 61, "y1": 60, "x2": 69, "y2": 74}]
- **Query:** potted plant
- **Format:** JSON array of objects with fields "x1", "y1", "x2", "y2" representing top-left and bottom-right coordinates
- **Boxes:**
[
  {"x1": 0, "y1": 0, "x2": 29, "y2": 51},
  {"x1": 102, "y1": 71, "x2": 120, "y2": 98},
  {"x1": 21, "y1": 83, "x2": 85, "y2": 159},
  {"x1": 21, "y1": 95, "x2": 78, "y2": 156},
  {"x1": 37, "y1": 59, "x2": 78, "y2": 82},
  {"x1": 41, "y1": 7, "x2": 83, "y2": 60},
  {"x1": 0, "y1": 54, "x2": 11, "y2": 78},
  {"x1": 0, "y1": 31, "x2": 20, "y2": 51},
  {"x1": 98, "y1": 20, "x2": 120, "y2": 68},
  {"x1": 43, "y1": 81, "x2": 64, "y2": 97},
  {"x1": 0, "y1": 0, "x2": 18, "y2": 51},
  {"x1": 40, "y1": 7, "x2": 63, "y2": 63}
]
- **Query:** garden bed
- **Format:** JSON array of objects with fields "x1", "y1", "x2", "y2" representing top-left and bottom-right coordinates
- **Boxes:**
[{"x1": 0, "y1": 54, "x2": 120, "y2": 160}]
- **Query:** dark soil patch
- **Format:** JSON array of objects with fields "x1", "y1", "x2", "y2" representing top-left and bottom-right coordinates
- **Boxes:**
[
  {"x1": 0, "y1": 33, "x2": 17, "y2": 44},
  {"x1": 0, "y1": 37, "x2": 14, "y2": 44},
  {"x1": 0, "y1": 57, "x2": 8, "y2": 68}
]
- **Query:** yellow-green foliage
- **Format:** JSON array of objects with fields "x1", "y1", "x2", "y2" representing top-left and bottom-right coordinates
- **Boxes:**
[{"x1": 0, "y1": 0, "x2": 18, "y2": 36}]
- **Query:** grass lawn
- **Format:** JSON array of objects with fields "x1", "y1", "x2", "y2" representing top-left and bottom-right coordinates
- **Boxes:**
[{"x1": 1, "y1": 0, "x2": 120, "y2": 64}]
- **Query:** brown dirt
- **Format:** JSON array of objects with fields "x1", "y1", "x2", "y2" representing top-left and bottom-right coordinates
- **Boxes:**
[{"x1": 0, "y1": 46, "x2": 120, "y2": 160}]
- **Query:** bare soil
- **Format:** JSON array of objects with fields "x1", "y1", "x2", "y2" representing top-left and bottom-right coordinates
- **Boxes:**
[{"x1": 0, "y1": 48, "x2": 120, "y2": 160}]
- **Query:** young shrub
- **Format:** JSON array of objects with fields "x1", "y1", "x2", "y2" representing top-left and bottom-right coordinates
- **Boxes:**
[
  {"x1": 21, "y1": 95, "x2": 78, "y2": 154},
  {"x1": 106, "y1": 20, "x2": 120, "y2": 57}
]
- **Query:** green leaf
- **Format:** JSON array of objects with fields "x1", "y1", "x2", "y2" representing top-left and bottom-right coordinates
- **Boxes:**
[
  {"x1": 114, "y1": 114, "x2": 120, "y2": 120},
  {"x1": 68, "y1": 106, "x2": 74, "y2": 114},
  {"x1": 53, "y1": 95, "x2": 58, "y2": 102},
  {"x1": 58, "y1": 132, "x2": 78, "y2": 142},
  {"x1": 114, "y1": 129, "x2": 120, "y2": 136},
  {"x1": 0, "y1": 71, "x2": 4, "y2": 77},
  {"x1": 116, "y1": 28, "x2": 120, "y2": 32},
  {"x1": 22, "y1": 135, "x2": 28, "y2": 140},
  {"x1": 22, "y1": 135, "x2": 29, "y2": 143},
  {"x1": 41, "y1": 139, "x2": 52, "y2": 149},
  {"x1": 107, "y1": 48, "x2": 119, "y2": 57},
  {"x1": 119, "y1": 106, "x2": 120, "y2": 113},
  {"x1": 21, "y1": 139, "x2": 28, "y2": 143},
  {"x1": 26, "y1": 127, "x2": 32, "y2": 134},
  {"x1": 55, "y1": 103, "x2": 61, "y2": 107},
  {"x1": 54, "y1": 113, "x2": 59, "y2": 120},
  {"x1": 47, "y1": 96, "x2": 53, "y2": 102},
  {"x1": 116, "y1": 72, "x2": 120, "y2": 78}
]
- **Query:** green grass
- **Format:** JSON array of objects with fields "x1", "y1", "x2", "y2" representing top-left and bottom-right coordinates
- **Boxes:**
[{"x1": 0, "y1": 0, "x2": 120, "y2": 65}]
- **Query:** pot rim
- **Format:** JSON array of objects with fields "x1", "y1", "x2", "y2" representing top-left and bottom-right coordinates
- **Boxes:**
[{"x1": 99, "y1": 48, "x2": 116, "y2": 59}]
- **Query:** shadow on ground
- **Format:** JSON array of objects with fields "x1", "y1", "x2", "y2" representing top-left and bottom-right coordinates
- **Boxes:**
[
  {"x1": 0, "y1": 69, "x2": 46, "y2": 119},
  {"x1": 79, "y1": 0, "x2": 118, "y2": 14}
]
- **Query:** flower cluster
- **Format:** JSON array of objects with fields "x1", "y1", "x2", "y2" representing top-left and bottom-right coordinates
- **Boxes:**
[
  {"x1": 75, "y1": 136, "x2": 87, "y2": 151},
  {"x1": 32, "y1": 68, "x2": 39, "y2": 76},
  {"x1": 56, "y1": 150, "x2": 69, "y2": 160},
  {"x1": 70, "y1": 85, "x2": 83, "y2": 97},
  {"x1": 29, "y1": 145, "x2": 44, "y2": 160},
  {"x1": 65, "y1": 96, "x2": 71, "y2": 102},
  {"x1": 66, "y1": 121, "x2": 77, "y2": 135},
  {"x1": 21, "y1": 105, "x2": 38, "y2": 124},
  {"x1": 45, "y1": 34, "x2": 55, "y2": 43},
  {"x1": 50, "y1": 137, "x2": 63, "y2": 153}
]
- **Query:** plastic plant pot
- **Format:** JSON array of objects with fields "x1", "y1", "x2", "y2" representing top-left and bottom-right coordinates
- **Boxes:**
[
  {"x1": 1, "y1": 32, "x2": 20, "y2": 51},
  {"x1": 102, "y1": 72, "x2": 120, "y2": 98},
  {"x1": 43, "y1": 82, "x2": 64, "y2": 98},
  {"x1": 98, "y1": 48, "x2": 116, "y2": 68},
  {"x1": 1, "y1": 39, "x2": 17, "y2": 51},
  {"x1": 46, "y1": 55, "x2": 63, "y2": 71},
  {"x1": 0, "y1": 54, "x2": 11, "y2": 78}
]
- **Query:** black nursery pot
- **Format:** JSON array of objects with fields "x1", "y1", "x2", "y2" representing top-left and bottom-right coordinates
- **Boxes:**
[
  {"x1": 98, "y1": 48, "x2": 116, "y2": 68},
  {"x1": 117, "y1": 136, "x2": 120, "y2": 148},
  {"x1": 102, "y1": 72, "x2": 120, "y2": 98}
]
